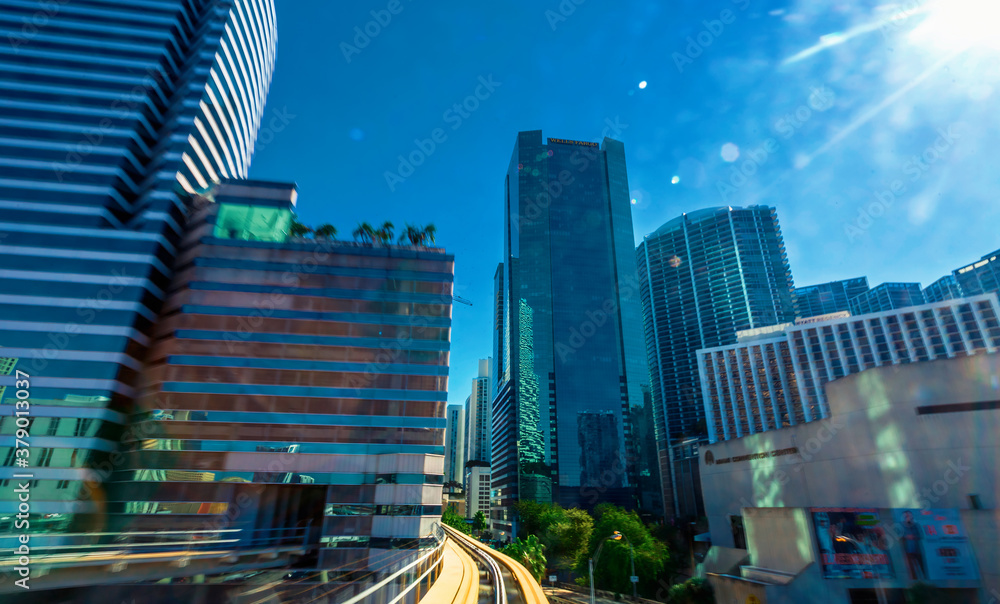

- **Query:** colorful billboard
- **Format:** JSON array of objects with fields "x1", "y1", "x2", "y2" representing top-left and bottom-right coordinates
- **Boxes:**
[
  {"x1": 812, "y1": 508, "x2": 894, "y2": 579},
  {"x1": 892, "y1": 509, "x2": 978, "y2": 581}
]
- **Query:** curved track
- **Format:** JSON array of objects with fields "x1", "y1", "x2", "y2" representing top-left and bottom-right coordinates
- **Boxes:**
[{"x1": 440, "y1": 525, "x2": 549, "y2": 604}]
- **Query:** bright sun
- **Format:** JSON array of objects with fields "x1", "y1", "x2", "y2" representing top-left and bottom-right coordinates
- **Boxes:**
[{"x1": 907, "y1": 0, "x2": 1000, "y2": 51}]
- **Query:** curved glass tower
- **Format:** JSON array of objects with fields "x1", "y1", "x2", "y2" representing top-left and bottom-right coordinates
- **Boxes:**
[{"x1": 0, "y1": 0, "x2": 277, "y2": 537}]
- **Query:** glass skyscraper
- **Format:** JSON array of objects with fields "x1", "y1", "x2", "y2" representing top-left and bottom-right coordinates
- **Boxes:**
[
  {"x1": 637, "y1": 205, "x2": 796, "y2": 518},
  {"x1": 848, "y1": 281, "x2": 925, "y2": 315},
  {"x1": 492, "y1": 131, "x2": 661, "y2": 537},
  {"x1": 0, "y1": 0, "x2": 277, "y2": 537},
  {"x1": 795, "y1": 277, "x2": 869, "y2": 319}
]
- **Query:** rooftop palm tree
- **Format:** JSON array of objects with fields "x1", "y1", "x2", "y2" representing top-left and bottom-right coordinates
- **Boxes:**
[
  {"x1": 352, "y1": 222, "x2": 375, "y2": 244},
  {"x1": 289, "y1": 219, "x2": 312, "y2": 238},
  {"x1": 398, "y1": 223, "x2": 422, "y2": 246},
  {"x1": 376, "y1": 221, "x2": 395, "y2": 245},
  {"x1": 313, "y1": 224, "x2": 337, "y2": 239},
  {"x1": 421, "y1": 223, "x2": 436, "y2": 245}
]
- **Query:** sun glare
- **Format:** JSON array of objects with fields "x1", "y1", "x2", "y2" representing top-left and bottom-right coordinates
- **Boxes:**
[{"x1": 908, "y1": 0, "x2": 1000, "y2": 51}]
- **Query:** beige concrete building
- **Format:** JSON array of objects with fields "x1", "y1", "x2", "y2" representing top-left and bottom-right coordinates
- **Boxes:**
[{"x1": 698, "y1": 353, "x2": 1000, "y2": 604}]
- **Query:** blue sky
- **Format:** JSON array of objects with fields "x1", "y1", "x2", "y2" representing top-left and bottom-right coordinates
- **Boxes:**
[{"x1": 250, "y1": 0, "x2": 1000, "y2": 406}]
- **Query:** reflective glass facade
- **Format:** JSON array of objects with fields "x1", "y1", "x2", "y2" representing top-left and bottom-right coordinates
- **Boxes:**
[
  {"x1": 637, "y1": 206, "x2": 796, "y2": 518},
  {"x1": 795, "y1": 277, "x2": 869, "y2": 319},
  {"x1": 492, "y1": 131, "x2": 661, "y2": 536},
  {"x1": 848, "y1": 281, "x2": 925, "y2": 315},
  {"x1": 924, "y1": 274, "x2": 963, "y2": 303},
  {"x1": 0, "y1": 0, "x2": 276, "y2": 539}
]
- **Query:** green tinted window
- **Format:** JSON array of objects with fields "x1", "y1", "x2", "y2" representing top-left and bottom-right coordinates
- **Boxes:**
[{"x1": 213, "y1": 203, "x2": 292, "y2": 242}]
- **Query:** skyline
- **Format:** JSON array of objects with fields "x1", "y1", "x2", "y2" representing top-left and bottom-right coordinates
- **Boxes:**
[{"x1": 248, "y1": 0, "x2": 1000, "y2": 408}]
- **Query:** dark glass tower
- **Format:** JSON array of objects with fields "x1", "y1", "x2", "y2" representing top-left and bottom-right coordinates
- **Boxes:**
[
  {"x1": 637, "y1": 206, "x2": 796, "y2": 518},
  {"x1": 492, "y1": 131, "x2": 661, "y2": 537}
]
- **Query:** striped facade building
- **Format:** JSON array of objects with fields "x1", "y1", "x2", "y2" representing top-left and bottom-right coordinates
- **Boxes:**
[
  {"x1": 0, "y1": 0, "x2": 277, "y2": 535},
  {"x1": 109, "y1": 180, "x2": 453, "y2": 592},
  {"x1": 698, "y1": 294, "x2": 1000, "y2": 443}
]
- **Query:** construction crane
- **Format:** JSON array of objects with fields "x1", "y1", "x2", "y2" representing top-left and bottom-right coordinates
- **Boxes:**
[{"x1": 453, "y1": 295, "x2": 473, "y2": 306}]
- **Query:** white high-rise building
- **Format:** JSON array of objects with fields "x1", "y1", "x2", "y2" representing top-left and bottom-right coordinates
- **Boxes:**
[
  {"x1": 698, "y1": 294, "x2": 1000, "y2": 442},
  {"x1": 444, "y1": 404, "x2": 466, "y2": 487},
  {"x1": 465, "y1": 358, "x2": 493, "y2": 463}
]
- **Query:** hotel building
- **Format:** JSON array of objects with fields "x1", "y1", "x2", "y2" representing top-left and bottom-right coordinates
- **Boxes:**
[{"x1": 698, "y1": 294, "x2": 1000, "y2": 443}]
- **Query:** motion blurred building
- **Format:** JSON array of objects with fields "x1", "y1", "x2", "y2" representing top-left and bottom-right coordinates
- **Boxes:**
[
  {"x1": 109, "y1": 180, "x2": 454, "y2": 597},
  {"x1": 637, "y1": 205, "x2": 796, "y2": 518},
  {"x1": 698, "y1": 352, "x2": 1000, "y2": 603},
  {"x1": 0, "y1": 0, "x2": 278, "y2": 540},
  {"x1": 464, "y1": 358, "x2": 492, "y2": 520},
  {"x1": 795, "y1": 277, "x2": 869, "y2": 319},
  {"x1": 924, "y1": 275, "x2": 964, "y2": 303},
  {"x1": 923, "y1": 247, "x2": 1000, "y2": 303},
  {"x1": 698, "y1": 294, "x2": 1000, "y2": 442},
  {"x1": 491, "y1": 131, "x2": 661, "y2": 537},
  {"x1": 444, "y1": 403, "x2": 466, "y2": 487},
  {"x1": 956, "y1": 248, "x2": 1000, "y2": 297},
  {"x1": 848, "y1": 282, "x2": 925, "y2": 315}
]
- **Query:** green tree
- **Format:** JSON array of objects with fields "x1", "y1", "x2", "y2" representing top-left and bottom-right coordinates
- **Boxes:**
[
  {"x1": 501, "y1": 534, "x2": 547, "y2": 583},
  {"x1": 313, "y1": 224, "x2": 337, "y2": 239},
  {"x1": 473, "y1": 511, "x2": 489, "y2": 535},
  {"x1": 513, "y1": 501, "x2": 593, "y2": 572},
  {"x1": 398, "y1": 223, "x2": 423, "y2": 246},
  {"x1": 289, "y1": 219, "x2": 312, "y2": 238},
  {"x1": 441, "y1": 508, "x2": 471, "y2": 535},
  {"x1": 666, "y1": 577, "x2": 714, "y2": 604},
  {"x1": 576, "y1": 504, "x2": 673, "y2": 599},
  {"x1": 375, "y1": 221, "x2": 395, "y2": 245},
  {"x1": 352, "y1": 222, "x2": 375, "y2": 244},
  {"x1": 421, "y1": 223, "x2": 436, "y2": 244}
]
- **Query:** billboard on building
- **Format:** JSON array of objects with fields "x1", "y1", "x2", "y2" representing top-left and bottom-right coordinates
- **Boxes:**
[
  {"x1": 892, "y1": 508, "x2": 978, "y2": 581},
  {"x1": 812, "y1": 508, "x2": 894, "y2": 579}
]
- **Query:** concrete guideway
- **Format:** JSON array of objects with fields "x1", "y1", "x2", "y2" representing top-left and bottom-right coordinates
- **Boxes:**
[
  {"x1": 421, "y1": 536, "x2": 480, "y2": 604},
  {"x1": 440, "y1": 524, "x2": 549, "y2": 604}
]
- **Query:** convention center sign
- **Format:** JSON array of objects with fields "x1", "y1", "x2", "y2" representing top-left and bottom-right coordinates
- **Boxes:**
[{"x1": 811, "y1": 508, "x2": 894, "y2": 579}]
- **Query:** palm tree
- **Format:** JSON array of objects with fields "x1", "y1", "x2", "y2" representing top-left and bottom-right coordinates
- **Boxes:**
[
  {"x1": 352, "y1": 222, "x2": 375, "y2": 244},
  {"x1": 289, "y1": 219, "x2": 312, "y2": 238},
  {"x1": 313, "y1": 224, "x2": 337, "y2": 239},
  {"x1": 421, "y1": 223, "x2": 436, "y2": 245},
  {"x1": 375, "y1": 221, "x2": 395, "y2": 245},
  {"x1": 398, "y1": 223, "x2": 423, "y2": 246}
]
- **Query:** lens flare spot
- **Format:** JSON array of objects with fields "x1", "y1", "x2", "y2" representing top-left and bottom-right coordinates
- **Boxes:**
[
  {"x1": 721, "y1": 143, "x2": 740, "y2": 162},
  {"x1": 638, "y1": 80, "x2": 648, "y2": 89},
  {"x1": 668, "y1": 255, "x2": 682, "y2": 268},
  {"x1": 671, "y1": 175, "x2": 680, "y2": 184}
]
